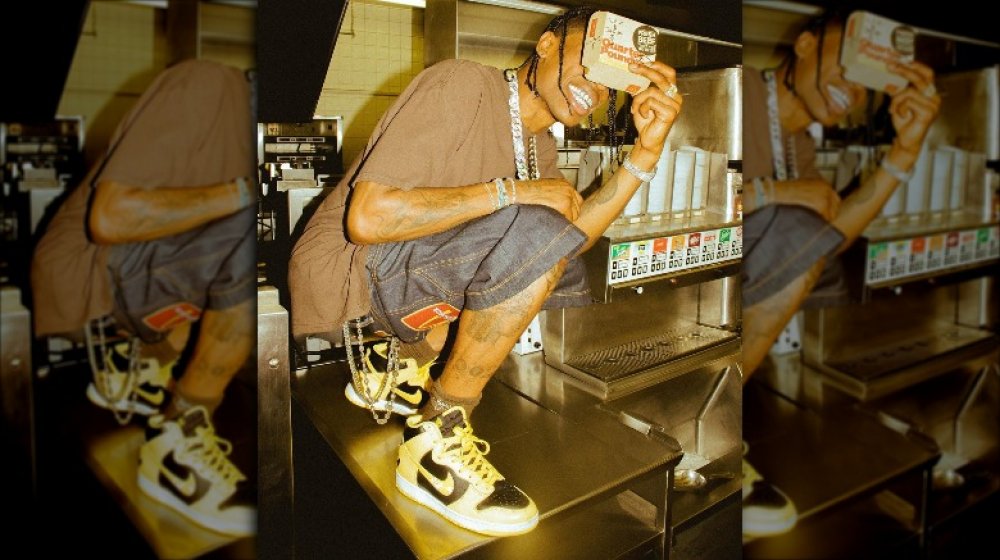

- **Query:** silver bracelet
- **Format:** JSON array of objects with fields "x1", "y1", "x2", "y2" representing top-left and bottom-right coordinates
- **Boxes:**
[
  {"x1": 484, "y1": 182, "x2": 499, "y2": 211},
  {"x1": 621, "y1": 156, "x2": 656, "y2": 183},
  {"x1": 234, "y1": 176, "x2": 253, "y2": 208},
  {"x1": 880, "y1": 160, "x2": 913, "y2": 183},
  {"x1": 764, "y1": 177, "x2": 776, "y2": 203},
  {"x1": 504, "y1": 178, "x2": 517, "y2": 205},
  {"x1": 493, "y1": 177, "x2": 509, "y2": 208},
  {"x1": 753, "y1": 177, "x2": 766, "y2": 208}
]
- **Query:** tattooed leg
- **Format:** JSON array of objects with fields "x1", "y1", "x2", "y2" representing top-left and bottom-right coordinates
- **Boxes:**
[
  {"x1": 742, "y1": 258, "x2": 826, "y2": 379},
  {"x1": 174, "y1": 299, "x2": 254, "y2": 404},
  {"x1": 437, "y1": 259, "x2": 569, "y2": 400}
]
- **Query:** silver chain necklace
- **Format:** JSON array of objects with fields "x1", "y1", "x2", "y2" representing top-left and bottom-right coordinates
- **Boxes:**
[
  {"x1": 343, "y1": 316, "x2": 399, "y2": 425},
  {"x1": 504, "y1": 69, "x2": 539, "y2": 181},
  {"x1": 763, "y1": 70, "x2": 798, "y2": 181}
]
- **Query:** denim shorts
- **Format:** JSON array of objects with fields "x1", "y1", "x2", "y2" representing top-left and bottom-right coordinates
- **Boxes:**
[
  {"x1": 366, "y1": 205, "x2": 593, "y2": 343},
  {"x1": 106, "y1": 206, "x2": 255, "y2": 342},
  {"x1": 742, "y1": 204, "x2": 845, "y2": 307}
]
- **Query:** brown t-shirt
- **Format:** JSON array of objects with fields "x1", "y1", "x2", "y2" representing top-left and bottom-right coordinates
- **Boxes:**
[
  {"x1": 743, "y1": 67, "x2": 820, "y2": 181},
  {"x1": 31, "y1": 60, "x2": 253, "y2": 336},
  {"x1": 289, "y1": 59, "x2": 562, "y2": 337}
]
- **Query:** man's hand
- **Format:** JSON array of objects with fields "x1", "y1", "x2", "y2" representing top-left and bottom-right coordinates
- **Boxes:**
[
  {"x1": 514, "y1": 177, "x2": 583, "y2": 222},
  {"x1": 627, "y1": 61, "x2": 683, "y2": 159},
  {"x1": 885, "y1": 61, "x2": 941, "y2": 167}
]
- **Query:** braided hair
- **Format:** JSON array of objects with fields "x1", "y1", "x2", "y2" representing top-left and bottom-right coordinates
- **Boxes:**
[
  {"x1": 783, "y1": 9, "x2": 848, "y2": 98},
  {"x1": 522, "y1": 6, "x2": 623, "y2": 161}
]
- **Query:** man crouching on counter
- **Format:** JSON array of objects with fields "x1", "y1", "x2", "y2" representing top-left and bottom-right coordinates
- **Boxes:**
[{"x1": 289, "y1": 6, "x2": 681, "y2": 536}]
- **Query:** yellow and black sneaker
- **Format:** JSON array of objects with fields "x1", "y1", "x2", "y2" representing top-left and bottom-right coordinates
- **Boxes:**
[
  {"x1": 742, "y1": 454, "x2": 797, "y2": 538},
  {"x1": 138, "y1": 406, "x2": 255, "y2": 536},
  {"x1": 396, "y1": 406, "x2": 538, "y2": 536},
  {"x1": 345, "y1": 342, "x2": 431, "y2": 416},
  {"x1": 87, "y1": 341, "x2": 173, "y2": 416}
]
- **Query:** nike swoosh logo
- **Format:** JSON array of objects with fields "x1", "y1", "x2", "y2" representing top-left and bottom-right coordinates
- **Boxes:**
[
  {"x1": 416, "y1": 462, "x2": 455, "y2": 496},
  {"x1": 136, "y1": 385, "x2": 165, "y2": 406},
  {"x1": 393, "y1": 386, "x2": 423, "y2": 406},
  {"x1": 160, "y1": 463, "x2": 197, "y2": 497}
]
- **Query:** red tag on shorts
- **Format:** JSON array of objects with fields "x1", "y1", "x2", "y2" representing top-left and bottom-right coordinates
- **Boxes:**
[
  {"x1": 142, "y1": 302, "x2": 203, "y2": 332},
  {"x1": 400, "y1": 303, "x2": 460, "y2": 331}
]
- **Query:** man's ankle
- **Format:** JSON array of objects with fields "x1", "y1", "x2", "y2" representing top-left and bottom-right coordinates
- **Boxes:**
[{"x1": 417, "y1": 379, "x2": 481, "y2": 421}]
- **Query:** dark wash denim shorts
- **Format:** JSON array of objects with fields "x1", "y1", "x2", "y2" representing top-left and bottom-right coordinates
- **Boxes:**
[
  {"x1": 366, "y1": 205, "x2": 594, "y2": 344},
  {"x1": 106, "y1": 206, "x2": 255, "y2": 343}
]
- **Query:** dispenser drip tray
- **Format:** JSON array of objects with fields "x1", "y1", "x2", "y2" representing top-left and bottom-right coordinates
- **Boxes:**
[{"x1": 565, "y1": 325, "x2": 737, "y2": 382}]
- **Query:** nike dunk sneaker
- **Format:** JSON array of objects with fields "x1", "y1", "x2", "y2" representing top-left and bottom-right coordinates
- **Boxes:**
[
  {"x1": 742, "y1": 453, "x2": 797, "y2": 538},
  {"x1": 138, "y1": 407, "x2": 255, "y2": 536},
  {"x1": 345, "y1": 341, "x2": 431, "y2": 415},
  {"x1": 396, "y1": 406, "x2": 538, "y2": 536},
  {"x1": 87, "y1": 340, "x2": 173, "y2": 416}
]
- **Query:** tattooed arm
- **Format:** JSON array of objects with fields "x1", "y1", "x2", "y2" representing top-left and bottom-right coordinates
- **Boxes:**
[
  {"x1": 346, "y1": 178, "x2": 581, "y2": 245},
  {"x1": 88, "y1": 179, "x2": 249, "y2": 244},
  {"x1": 573, "y1": 61, "x2": 682, "y2": 255},
  {"x1": 832, "y1": 61, "x2": 940, "y2": 254},
  {"x1": 573, "y1": 147, "x2": 660, "y2": 253}
]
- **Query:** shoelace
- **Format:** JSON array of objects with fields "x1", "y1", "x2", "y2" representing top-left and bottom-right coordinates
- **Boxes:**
[
  {"x1": 438, "y1": 425, "x2": 502, "y2": 489},
  {"x1": 186, "y1": 427, "x2": 246, "y2": 486}
]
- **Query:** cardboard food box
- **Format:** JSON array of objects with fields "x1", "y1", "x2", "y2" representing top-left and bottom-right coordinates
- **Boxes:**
[
  {"x1": 840, "y1": 10, "x2": 916, "y2": 92},
  {"x1": 582, "y1": 11, "x2": 658, "y2": 95}
]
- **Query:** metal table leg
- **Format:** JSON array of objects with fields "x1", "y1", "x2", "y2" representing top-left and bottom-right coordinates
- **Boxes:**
[{"x1": 257, "y1": 286, "x2": 294, "y2": 559}]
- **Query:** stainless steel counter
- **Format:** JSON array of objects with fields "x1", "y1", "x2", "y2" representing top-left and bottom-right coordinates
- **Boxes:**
[
  {"x1": 293, "y1": 358, "x2": 684, "y2": 559},
  {"x1": 743, "y1": 381, "x2": 939, "y2": 523}
]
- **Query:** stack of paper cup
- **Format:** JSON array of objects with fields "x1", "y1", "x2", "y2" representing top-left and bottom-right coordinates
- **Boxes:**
[
  {"x1": 672, "y1": 149, "x2": 695, "y2": 215},
  {"x1": 689, "y1": 147, "x2": 710, "y2": 214},
  {"x1": 942, "y1": 146, "x2": 968, "y2": 214},
  {"x1": 646, "y1": 144, "x2": 674, "y2": 218},
  {"x1": 929, "y1": 149, "x2": 954, "y2": 216},
  {"x1": 905, "y1": 142, "x2": 932, "y2": 219}
]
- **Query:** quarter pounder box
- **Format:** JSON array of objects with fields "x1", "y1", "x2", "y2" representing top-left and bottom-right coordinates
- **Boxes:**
[
  {"x1": 840, "y1": 10, "x2": 915, "y2": 92},
  {"x1": 583, "y1": 11, "x2": 657, "y2": 95}
]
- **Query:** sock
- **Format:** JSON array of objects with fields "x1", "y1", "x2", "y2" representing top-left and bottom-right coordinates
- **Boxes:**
[
  {"x1": 418, "y1": 379, "x2": 482, "y2": 421},
  {"x1": 164, "y1": 388, "x2": 223, "y2": 420}
]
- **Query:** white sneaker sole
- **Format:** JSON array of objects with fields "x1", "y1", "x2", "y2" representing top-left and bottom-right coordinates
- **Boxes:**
[
  {"x1": 137, "y1": 470, "x2": 255, "y2": 537},
  {"x1": 86, "y1": 383, "x2": 159, "y2": 416},
  {"x1": 742, "y1": 510, "x2": 798, "y2": 538},
  {"x1": 395, "y1": 471, "x2": 538, "y2": 537},
  {"x1": 344, "y1": 382, "x2": 419, "y2": 416}
]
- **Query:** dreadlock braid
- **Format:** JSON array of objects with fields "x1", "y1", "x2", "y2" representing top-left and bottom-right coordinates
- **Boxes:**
[{"x1": 520, "y1": 6, "x2": 622, "y2": 159}]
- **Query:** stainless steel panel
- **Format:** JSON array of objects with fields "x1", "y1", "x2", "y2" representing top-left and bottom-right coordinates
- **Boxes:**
[
  {"x1": 0, "y1": 286, "x2": 34, "y2": 482},
  {"x1": 926, "y1": 66, "x2": 999, "y2": 159},
  {"x1": 545, "y1": 280, "x2": 702, "y2": 360},
  {"x1": 666, "y1": 67, "x2": 742, "y2": 160},
  {"x1": 803, "y1": 288, "x2": 961, "y2": 365},
  {"x1": 257, "y1": 286, "x2": 294, "y2": 560}
]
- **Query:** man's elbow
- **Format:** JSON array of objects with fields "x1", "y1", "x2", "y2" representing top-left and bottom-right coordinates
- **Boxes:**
[
  {"x1": 87, "y1": 183, "x2": 128, "y2": 244},
  {"x1": 345, "y1": 207, "x2": 378, "y2": 245}
]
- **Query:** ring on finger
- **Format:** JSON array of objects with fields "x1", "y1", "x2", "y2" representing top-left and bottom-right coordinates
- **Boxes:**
[
  {"x1": 922, "y1": 83, "x2": 937, "y2": 97},
  {"x1": 663, "y1": 83, "x2": 679, "y2": 99}
]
